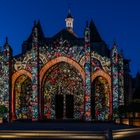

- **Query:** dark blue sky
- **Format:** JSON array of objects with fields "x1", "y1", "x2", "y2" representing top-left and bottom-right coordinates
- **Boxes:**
[{"x1": 0, "y1": 0, "x2": 139, "y2": 77}]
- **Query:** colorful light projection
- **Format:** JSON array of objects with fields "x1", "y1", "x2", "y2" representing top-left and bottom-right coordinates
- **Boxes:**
[
  {"x1": 91, "y1": 58, "x2": 102, "y2": 72},
  {"x1": 84, "y1": 25, "x2": 91, "y2": 121},
  {"x1": 15, "y1": 75, "x2": 32, "y2": 119},
  {"x1": 0, "y1": 53, "x2": 5, "y2": 106},
  {"x1": 92, "y1": 76, "x2": 110, "y2": 120},
  {"x1": 2, "y1": 42, "x2": 11, "y2": 120},
  {"x1": 118, "y1": 54, "x2": 124, "y2": 106},
  {"x1": 91, "y1": 51, "x2": 111, "y2": 75},
  {"x1": 42, "y1": 62, "x2": 84, "y2": 120},
  {"x1": 40, "y1": 37, "x2": 85, "y2": 67},
  {"x1": 111, "y1": 45, "x2": 119, "y2": 119},
  {"x1": 31, "y1": 27, "x2": 39, "y2": 120}
]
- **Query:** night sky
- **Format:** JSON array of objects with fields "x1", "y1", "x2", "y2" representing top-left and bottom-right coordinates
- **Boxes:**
[{"x1": 0, "y1": 0, "x2": 139, "y2": 77}]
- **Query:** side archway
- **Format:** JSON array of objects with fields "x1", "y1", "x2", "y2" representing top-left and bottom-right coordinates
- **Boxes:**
[
  {"x1": 11, "y1": 70, "x2": 32, "y2": 120},
  {"x1": 91, "y1": 70, "x2": 112, "y2": 120},
  {"x1": 91, "y1": 70, "x2": 111, "y2": 86}
]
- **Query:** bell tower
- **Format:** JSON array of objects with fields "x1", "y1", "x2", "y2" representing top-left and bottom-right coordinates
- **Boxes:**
[{"x1": 65, "y1": 9, "x2": 74, "y2": 32}]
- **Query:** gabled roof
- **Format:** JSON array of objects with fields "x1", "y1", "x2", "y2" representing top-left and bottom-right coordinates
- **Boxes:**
[
  {"x1": 26, "y1": 20, "x2": 45, "y2": 42},
  {"x1": 22, "y1": 21, "x2": 45, "y2": 53},
  {"x1": 91, "y1": 42, "x2": 110, "y2": 58},
  {"x1": 89, "y1": 20, "x2": 103, "y2": 42},
  {"x1": 19, "y1": 19, "x2": 111, "y2": 58},
  {"x1": 47, "y1": 29, "x2": 84, "y2": 46},
  {"x1": 89, "y1": 20, "x2": 110, "y2": 58}
]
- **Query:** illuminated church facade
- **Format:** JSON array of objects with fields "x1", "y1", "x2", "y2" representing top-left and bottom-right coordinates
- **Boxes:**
[{"x1": 0, "y1": 12, "x2": 126, "y2": 122}]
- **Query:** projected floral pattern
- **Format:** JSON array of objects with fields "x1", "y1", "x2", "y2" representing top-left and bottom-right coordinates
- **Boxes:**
[
  {"x1": 15, "y1": 75, "x2": 32, "y2": 119},
  {"x1": 42, "y1": 62, "x2": 84, "y2": 120},
  {"x1": 118, "y1": 54, "x2": 124, "y2": 106},
  {"x1": 91, "y1": 51, "x2": 111, "y2": 75},
  {"x1": 111, "y1": 45, "x2": 119, "y2": 119},
  {"x1": 93, "y1": 76, "x2": 110, "y2": 120},
  {"x1": 0, "y1": 45, "x2": 12, "y2": 120},
  {"x1": 84, "y1": 27, "x2": 91, "y2": 121},
  {"x1": 0, "y1": 18, "x2": 126, "y2": 123}
]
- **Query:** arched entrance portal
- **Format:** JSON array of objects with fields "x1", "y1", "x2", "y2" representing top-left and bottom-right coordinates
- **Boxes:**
[
  {"x1": 42, "y1": 62, "x2": 84, "y2": 120},
  {"x1": 14, "y1": 75, "x2": 32, "y2": 120},
  {"x1": 91, "y1": 76, "x2": 110, "y2": 120}
]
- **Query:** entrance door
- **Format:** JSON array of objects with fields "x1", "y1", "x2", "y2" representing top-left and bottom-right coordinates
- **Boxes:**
[
  {"x1": 66, "y1": 95, "x2": 74, "y2": 118},
  {"x1": 55, "y1": 94, "x2": 63, "y2": 119}
]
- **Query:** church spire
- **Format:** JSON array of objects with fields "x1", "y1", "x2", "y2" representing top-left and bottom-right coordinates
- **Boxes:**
[
  {"x1": 89, "y1": 20, "x2": 102, "y2": 42},
  {"x1": 4, "y1": 36, "x2": 13, "y2": 58},
  {"x1": 5, "y1": 36, "x2": 9, "y2": 46},
  {"x1": 65, "y1": 9, "x2": 74, "y2": 32},
  {"x1": 4, "y1": 36, "x2": 10, "y2": 49}
]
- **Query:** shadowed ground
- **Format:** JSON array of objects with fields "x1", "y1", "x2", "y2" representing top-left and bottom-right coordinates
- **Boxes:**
[
  {"x1": 0, "y1": 121, "x2": 135, "y2": 131},
  {"x1": 0, "y1": 121, "x2": 139, "y2": 139}
]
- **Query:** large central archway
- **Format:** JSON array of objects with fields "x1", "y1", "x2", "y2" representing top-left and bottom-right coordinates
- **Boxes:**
[{"x1": 41, "y1": 62, "x2": 85, "y2": 120}]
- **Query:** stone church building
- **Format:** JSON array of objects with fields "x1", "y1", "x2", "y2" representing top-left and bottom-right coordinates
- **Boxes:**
[{"x1": 0, "y1": 11, "x2": 128, "y2": 122}]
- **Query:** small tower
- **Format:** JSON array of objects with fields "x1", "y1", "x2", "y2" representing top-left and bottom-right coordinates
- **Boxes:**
[
  {"x1": 65, "y1": 9, "x2": 74, "y2": 32},
  {"x1": 111, "y1": 41, "x2": 119, "y2": 119},
  {"x1": 84, "y1": 21, "x2": 91, "y2": 121},
  {"x1": 31, "y1": 21, "x2": 40, "y2": 121},
  {"x1": 4, "y1": 37, "x2": 13, "y2": 59},
  {"x1": 3, "y1": 37, "x2": 13, "y2": 122}
]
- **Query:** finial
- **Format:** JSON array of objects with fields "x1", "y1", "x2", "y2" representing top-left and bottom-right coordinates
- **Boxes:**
[
  {"x1": 66, "y1": 3, "x2": 73, "y2": 19},
  {"x1": 113, "y1": 39, "x2": 117, "y2": 46},
  {"x1": 113, "y1": 40, "x2": 116, "y2": 45},
  {"x1": 86, "y1": 20, "x2": 89, "y2": 28},
  {"x1": 68, "y1": 2, "x2": 71, "y2": 14},
  {"x1": 5, "y1": 36, "x2": 8, "y2": 44},
  {"x1": 4, "y1": 36, "x2": 11, "y2": 49},
  {"x1": 66, "y1": 9, "x2": 73, "y2": 18},
  {"x1": 68, "y1": 8, "x2": 71, "y2": 14}
]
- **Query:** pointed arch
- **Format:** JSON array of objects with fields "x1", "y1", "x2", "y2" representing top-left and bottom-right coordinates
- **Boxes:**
[
  {"x1": 11, "y1": 70, "x2": 32, "y2": 120},
  {"x1": 91, "y1": 70, "x2": 112, "y2": 118},
  {"x1": 91, "y1": 70, "x2": 111, "y2": 86},
  {"x1": 39, "y1": 57, "x2": 85, "y2": 119},
  {"x1": 40, "y1": 57, "x2": 85, "y2": 84}
]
